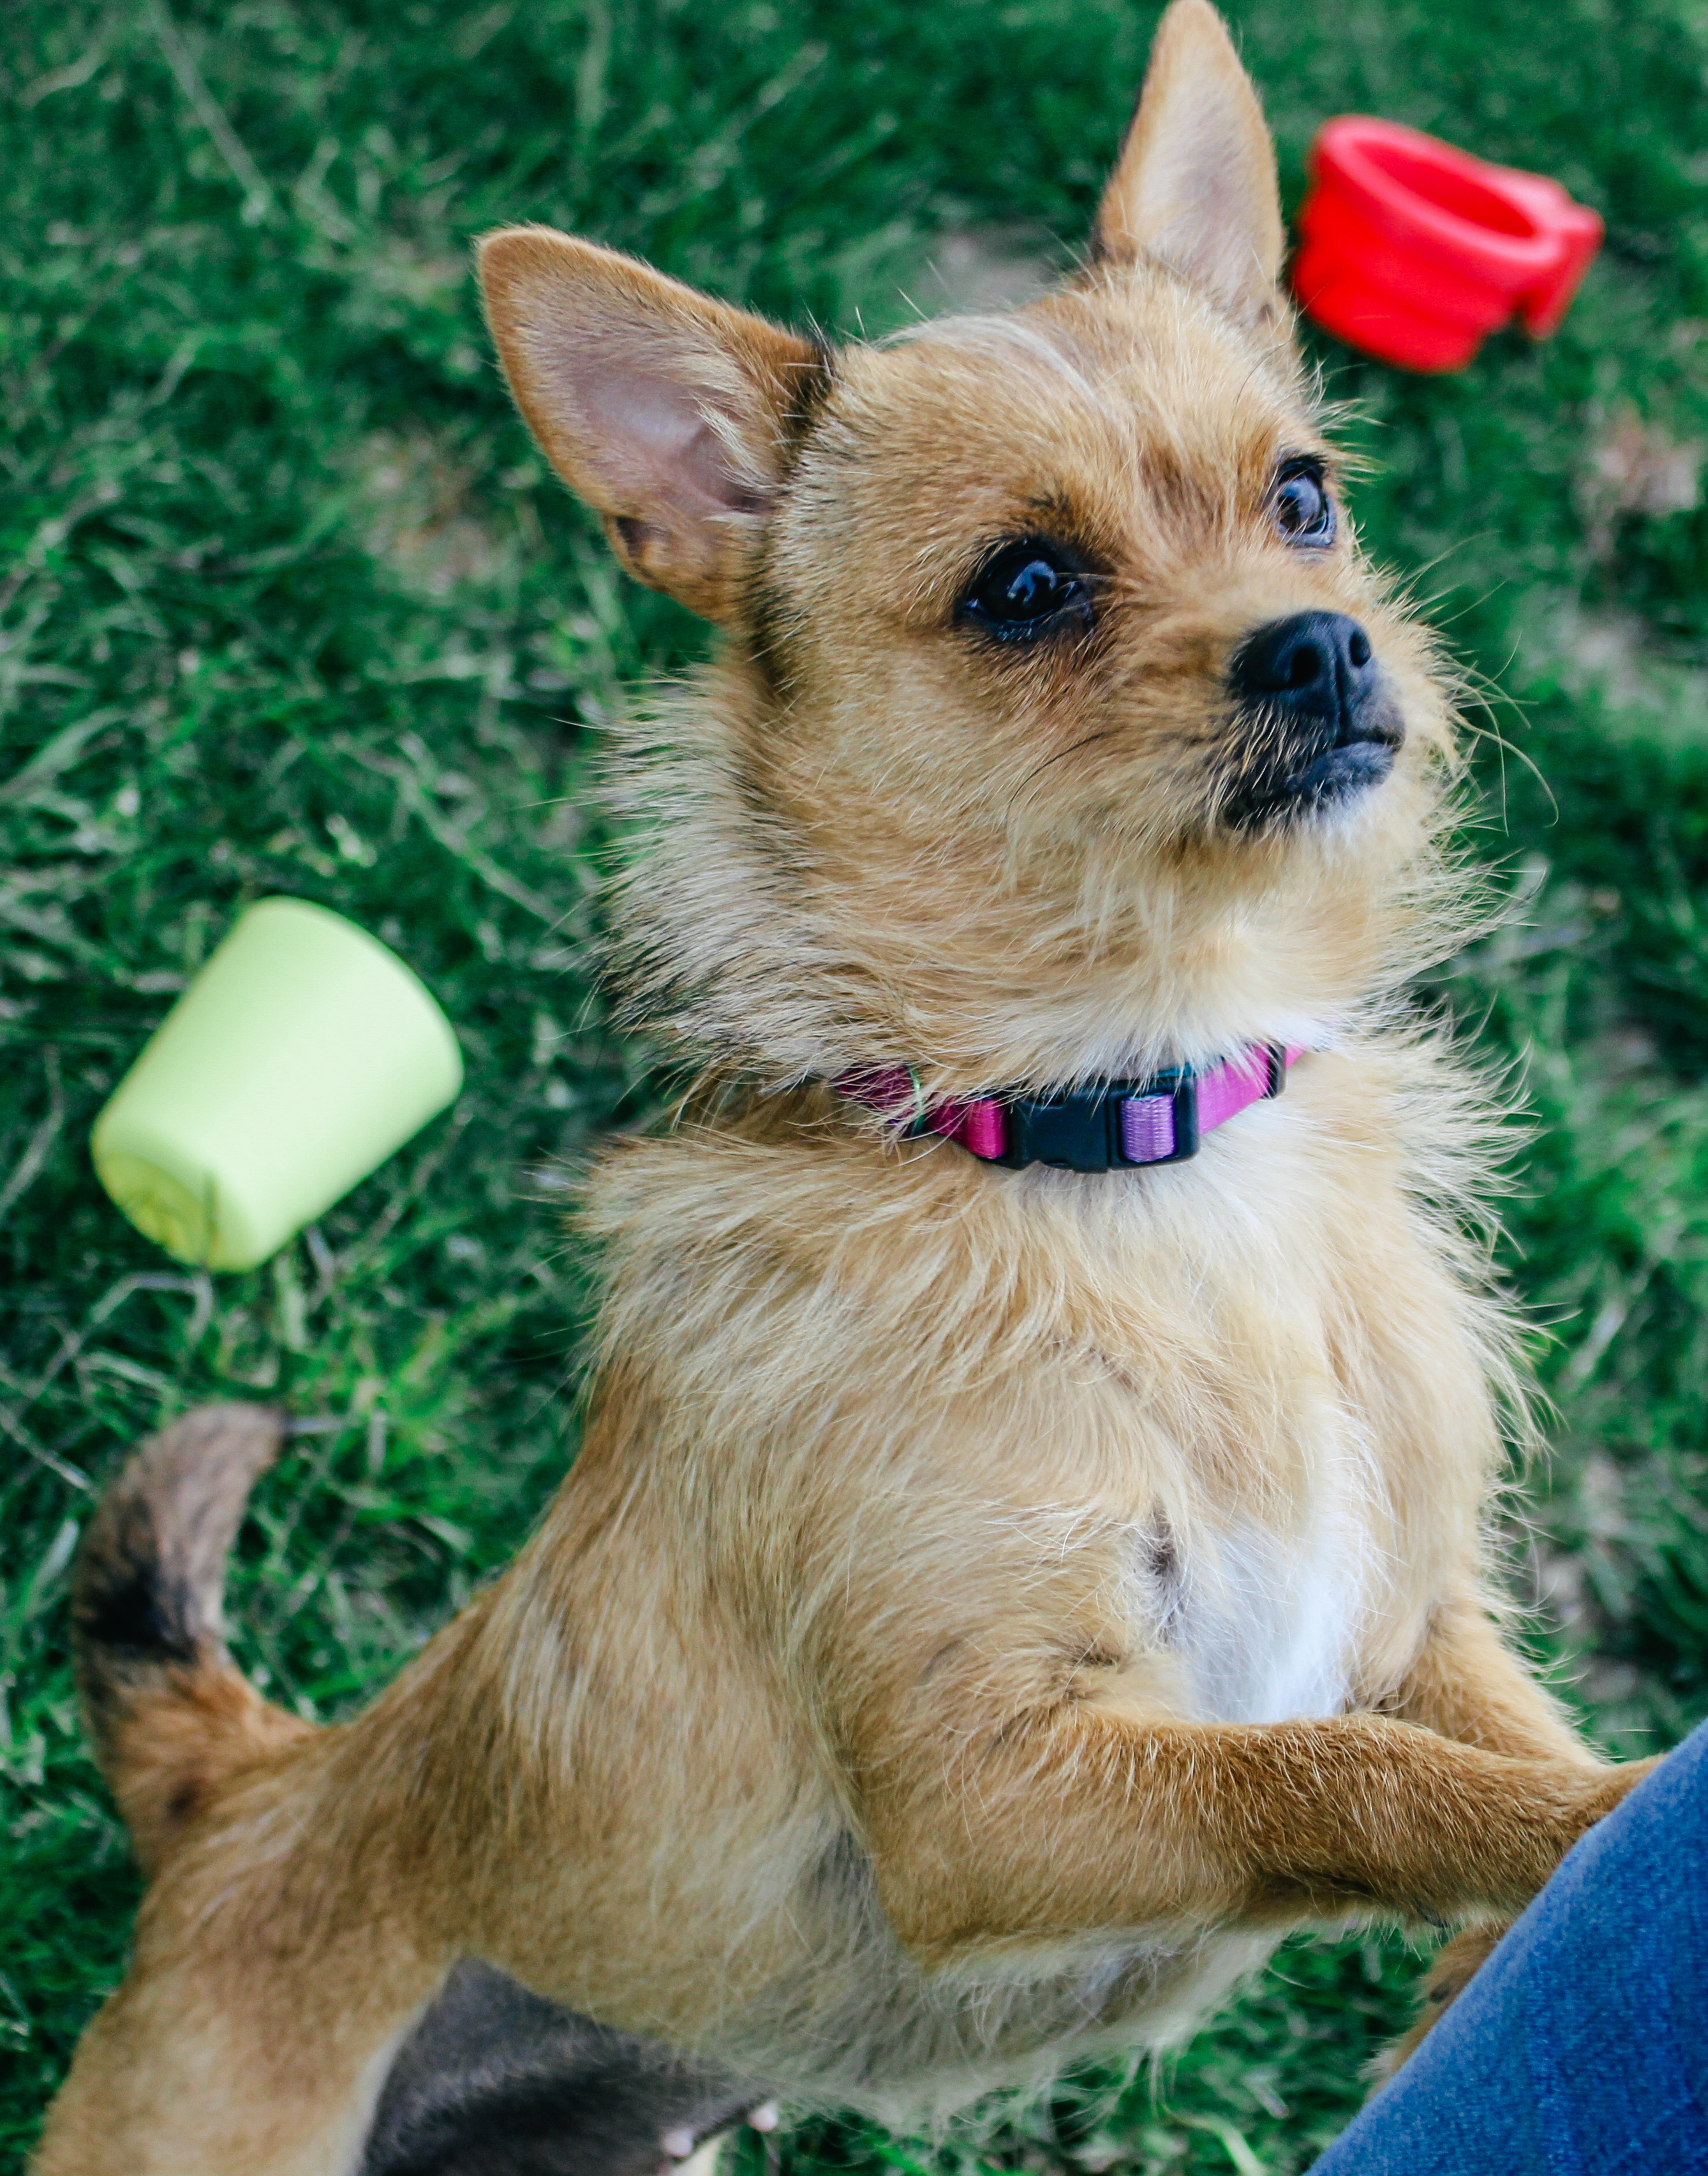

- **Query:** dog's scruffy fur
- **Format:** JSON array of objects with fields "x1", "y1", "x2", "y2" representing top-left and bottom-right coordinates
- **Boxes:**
[{"x1": 38, "y1": 9, "x2": 1652, "y2": 2170}]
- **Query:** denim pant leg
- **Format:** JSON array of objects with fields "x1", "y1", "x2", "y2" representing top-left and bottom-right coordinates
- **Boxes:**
[{"x1": 1309, "y1": 1718, "x2": 1708, "y2": 2176}]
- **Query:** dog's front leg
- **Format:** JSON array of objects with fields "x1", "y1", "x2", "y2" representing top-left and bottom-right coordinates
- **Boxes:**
[
  {"x1": 1377, "y1": 1583, "x2": 1605, "y2": 1768},
  {"x1": 1365, "y1": 1584, "x2": 1626, "y2": 2072},
  {"x1": 858, "y1": 1701, "x2": 1650, "y2": 1971}
]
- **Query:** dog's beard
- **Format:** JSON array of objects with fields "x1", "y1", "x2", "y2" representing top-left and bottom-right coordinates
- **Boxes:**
[{"x1": 1208, "y1": 696, "x2": 1408, "y2": 836}]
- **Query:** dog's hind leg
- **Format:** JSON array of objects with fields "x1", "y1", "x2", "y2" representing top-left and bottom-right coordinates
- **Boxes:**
[
  {"x1": 1365, "y1": 1921, "x2": 1506, "y2": 2089},
  {"x1": 41, "y1": 1877, "x2": 761, "y2": 2176},
  {"x1": 38, "y1": 1409, "x2": 762, "y2": 2176},
  {"x1": 34, "y1": 1943, "x2": 439, "y2": 2176}
]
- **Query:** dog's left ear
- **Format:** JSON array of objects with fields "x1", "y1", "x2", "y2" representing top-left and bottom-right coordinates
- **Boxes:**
[
  {"x1": 479, "y1": 227, "x2": 824, "y2": 623},
  {"x1": 1093, "y1": 0, "x2": 1284, "y2": 324}
]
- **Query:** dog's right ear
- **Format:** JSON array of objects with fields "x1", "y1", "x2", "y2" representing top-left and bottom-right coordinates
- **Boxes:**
[{"x1": 478, "y1": 228, "x2": 824, "y2": 623}]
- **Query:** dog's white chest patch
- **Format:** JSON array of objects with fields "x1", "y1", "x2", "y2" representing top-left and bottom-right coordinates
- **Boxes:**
[{"x1": 1141, "y1": 1507, "x2": 1363, "y2": 1725}]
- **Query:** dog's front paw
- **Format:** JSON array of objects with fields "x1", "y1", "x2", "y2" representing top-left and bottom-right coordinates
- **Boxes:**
[
  {"x1": 1367, "y1": 1923, "x2": 1508, "y2": 2093},
  {"x1": 1575, "y1": 1754, "x2": 1661, "y2": 1829}
]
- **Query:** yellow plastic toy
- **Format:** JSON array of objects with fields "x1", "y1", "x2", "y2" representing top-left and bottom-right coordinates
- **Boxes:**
[{"x1": 92, "y1": 897, "x2": 463, "y2": 1271}]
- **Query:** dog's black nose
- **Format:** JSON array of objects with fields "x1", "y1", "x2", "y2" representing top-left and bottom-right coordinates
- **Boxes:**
[{"x1": 1230, "y1": 612, "x2": 1378, "y2": 739}]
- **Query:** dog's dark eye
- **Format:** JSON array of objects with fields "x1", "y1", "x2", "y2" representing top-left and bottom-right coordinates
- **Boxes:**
[
  {"x1": 956, "y1": 537, "x2": 1094, "y2": 643},
  {"x1": 1271, "y1": 461, "x2": 1336, "y2": 549}
]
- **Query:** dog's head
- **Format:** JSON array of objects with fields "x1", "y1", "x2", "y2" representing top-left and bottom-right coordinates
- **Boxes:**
[{"x1": 480, "y1": 0, "x2": 1461, "y2": 1097}]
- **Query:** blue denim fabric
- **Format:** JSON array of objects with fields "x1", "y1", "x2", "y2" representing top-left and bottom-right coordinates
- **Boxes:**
[{"x1": 1311, "y1": 1719, "x2": 1708, "y2": 2175}]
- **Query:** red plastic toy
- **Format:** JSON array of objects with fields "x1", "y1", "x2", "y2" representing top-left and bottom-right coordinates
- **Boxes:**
[{"x1": 1292, "y1": 117, "x2": 1603, "y2": 373}]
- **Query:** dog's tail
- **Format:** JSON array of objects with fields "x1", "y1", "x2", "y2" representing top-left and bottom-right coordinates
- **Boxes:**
[{"x1": 72, "y1": 1402, "x2": 315, "y2": 1877}]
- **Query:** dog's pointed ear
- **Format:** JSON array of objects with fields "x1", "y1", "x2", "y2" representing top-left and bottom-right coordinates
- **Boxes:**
[
  {"x1": 478, "y1": 228, "x2": 824, "y2": 623},
  {"x1": 1093, "y1": 0, "x2": 1284, "y2": 323}
]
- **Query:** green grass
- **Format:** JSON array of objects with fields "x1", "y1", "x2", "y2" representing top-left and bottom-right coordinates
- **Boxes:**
[{"x1": 4, "y1": 0, "x2": 1708, "y2": 2166}]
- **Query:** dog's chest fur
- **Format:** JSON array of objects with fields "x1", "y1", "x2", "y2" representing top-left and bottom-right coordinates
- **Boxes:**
[
  {"x1": 544, "y1": 1049, "x2": 1480, "y2": 2108},
  {"x1": 1140, "y1": 1492, "x2": 1363, "y2": 1726}
]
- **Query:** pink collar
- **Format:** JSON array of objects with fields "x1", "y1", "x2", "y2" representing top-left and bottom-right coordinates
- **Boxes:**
[{"x1": 836, "y1": 1042, "x2": 1303, "y2": 1173}]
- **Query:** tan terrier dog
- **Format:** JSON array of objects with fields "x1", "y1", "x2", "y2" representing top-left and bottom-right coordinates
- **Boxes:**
[{"x1": 38, "y1": 6, "x2": 1651, "y2": 2171}]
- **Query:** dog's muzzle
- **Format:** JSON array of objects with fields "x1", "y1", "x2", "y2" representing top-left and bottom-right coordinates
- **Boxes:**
[{"x1": 1222, "y1": 610, "x2": 1405, "y2": 827}]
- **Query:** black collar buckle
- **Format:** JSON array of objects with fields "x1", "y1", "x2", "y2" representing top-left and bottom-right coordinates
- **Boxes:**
[{"x1": 997, "y1": 1072, "x2": 1199, "y2": 1173}]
